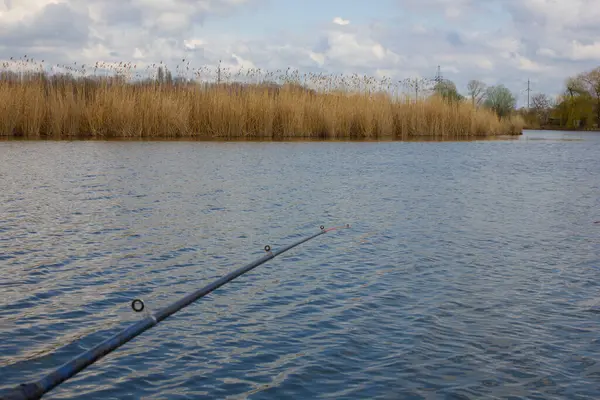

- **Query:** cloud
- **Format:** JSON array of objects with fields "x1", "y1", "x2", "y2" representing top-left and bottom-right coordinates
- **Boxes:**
[
  {"x1": 1, "y1": 0, "x2": 599, "y2": 106},
  {"x1": 570, "y1": 40, "x2": 600, "y2": 61},
  {"x1": 332, "y1": 17, "x2": 350, "y2": 26},
  {"x1": 0, "y1": 1, "x2": 90, "y2": 48}
]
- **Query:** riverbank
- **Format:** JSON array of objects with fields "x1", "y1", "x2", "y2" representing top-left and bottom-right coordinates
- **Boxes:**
[
  {"x1": 0, "y1": 71, "x2": 524, "y2": 140},
  {"x1": 529, "y1": 126, "x2": 600, "y2": 132}
]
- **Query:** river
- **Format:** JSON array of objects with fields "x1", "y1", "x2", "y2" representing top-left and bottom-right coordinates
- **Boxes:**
[{"x1": 1, "y1": 130, "x2": 599, "y2": 399}]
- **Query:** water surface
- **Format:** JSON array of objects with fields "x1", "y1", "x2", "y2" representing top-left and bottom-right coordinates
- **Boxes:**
[{"x1": 1, "y1": 130, "x2": 599, "y2": 399}]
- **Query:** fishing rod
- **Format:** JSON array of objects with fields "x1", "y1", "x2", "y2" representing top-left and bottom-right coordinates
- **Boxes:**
[{"x1": 0, "y1": 224, "x2": 351, "y2": 400}]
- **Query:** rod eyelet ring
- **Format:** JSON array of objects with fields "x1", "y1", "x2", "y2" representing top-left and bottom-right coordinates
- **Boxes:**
[
  {"x1": 131, "y1": 299, "x2": 145, "y2": 313},
  {"x1": 320, "y1": 225, "x2": 325, "y2": 230},
  {"x1": 264, "y1": 245, "x2": 271, "y2": 252}
]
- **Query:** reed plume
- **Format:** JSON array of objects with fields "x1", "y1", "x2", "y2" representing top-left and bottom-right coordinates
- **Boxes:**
[{"x1": 0, "y1": 57, "x2": 524, "y2": 139}]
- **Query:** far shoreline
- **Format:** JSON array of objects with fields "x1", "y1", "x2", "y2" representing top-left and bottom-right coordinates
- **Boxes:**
[
  {"x1": 526, "y1": 127, "x2": 600, "y2": 132},
  {"x1": 0, "y1": 133, "x2": 524, "y2": 143}
]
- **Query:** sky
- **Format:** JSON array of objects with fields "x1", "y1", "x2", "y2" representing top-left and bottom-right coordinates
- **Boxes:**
[{"x1": 1, "y1": 0, "x2": 600, "y2": 107}]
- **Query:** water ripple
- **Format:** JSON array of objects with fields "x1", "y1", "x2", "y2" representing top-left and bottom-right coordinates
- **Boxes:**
[{"x1": 1, "y1": 132, "x2": 599, "y2": 399}]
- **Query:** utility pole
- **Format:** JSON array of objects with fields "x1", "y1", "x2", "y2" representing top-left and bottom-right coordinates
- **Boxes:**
[
  {"x1": 434, "y1": 65, "x2": 443, "y2": 84},
  {"x1": 526, "y1": 79, "x2": 531, "y2": 109}
]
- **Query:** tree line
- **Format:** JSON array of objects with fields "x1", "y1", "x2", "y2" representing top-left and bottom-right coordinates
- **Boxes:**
[
  {"x1": 427, "y1": 78, "x2": 518, "y2": 119},
  {"x1": 432, "y1": 66, "x2": 600, "y2": 130},
  {"x1": 521, "y1": 67, "x2": 600, "y2": 130}
]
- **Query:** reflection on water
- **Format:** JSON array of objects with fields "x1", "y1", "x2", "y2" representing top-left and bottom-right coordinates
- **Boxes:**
[{"x1": 1, "y1": 130, "x2": 599, "y2": 399}]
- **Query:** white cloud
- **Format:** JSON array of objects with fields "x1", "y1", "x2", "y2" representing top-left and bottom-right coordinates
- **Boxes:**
[
  {"x1": 570, "y1": 40, "x2": 600, "y2": 61},
  {"x1": 507, "y1": 0, "x2": 600, "y2": 31},
  {"x1": 515, "y1": 55, "x2": 548, "y2": 72},
  {"x1": 320, "y1": 29, "x2": 403, "y2": 71},
  {"x1": 537, "y1": 48, "x2": 557, "y2": 58},
  {"x1": 184, "y1": 39, "x2": 206, "y2": 50},
  {"x1": 488, "y1": 37, "x2": 522, "y2": 54},
  {"x1": 372, "y1": 44, "x2": 386, "y2": 60},
  {"x1": 309, "y1": 52, "x2": 325, "y2": 66},
  {"x1": 332, "y1": 17, "x2": 350, "y2": 26},
  {"x1": 1, "y1": 0, "x2": 600, "y2": 106},
  {"x1": 133, "y1": 47, "x2": 144, "y2": 59},
  {"x1": 477, "y1": 58, "x2": 494, "y2": 70},
  {"x1": 0, "y1": 0, "x2": 60, "y2": 23}
]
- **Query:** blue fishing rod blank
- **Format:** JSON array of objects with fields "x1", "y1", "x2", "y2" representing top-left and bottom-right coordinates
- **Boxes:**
[{"x1": 0, "y1": 224, "x2": 350, "y2": 400}]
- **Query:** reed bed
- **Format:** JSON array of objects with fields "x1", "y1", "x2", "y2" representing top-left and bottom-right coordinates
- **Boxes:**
[{"x1": 0, "y1": 58, "x2": 523, "y2": 139}]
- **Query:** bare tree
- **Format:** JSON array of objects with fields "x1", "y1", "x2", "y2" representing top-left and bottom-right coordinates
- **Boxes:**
[
  {"x1": 565, "y1": 76, "x2": 586, "y2": 98},
  {"x1": 467, "y1": 79, "x2": 486, "y2": 107},
  {"x1": 530, "y1": 93, "x2": 553, "y2": 125},
  {"x1": 400, "y1": 77, "x2": 434, "y2": 101}
]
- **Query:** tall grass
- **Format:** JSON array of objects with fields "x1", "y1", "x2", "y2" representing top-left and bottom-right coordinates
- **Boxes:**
[{"x1": 0, "y1": 58, "x2": 524, "y2": 139}]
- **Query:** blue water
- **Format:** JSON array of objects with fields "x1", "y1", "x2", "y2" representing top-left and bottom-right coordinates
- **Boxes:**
[{"x1": 1, "y1": 130, "x2": 599, "y2": 399}]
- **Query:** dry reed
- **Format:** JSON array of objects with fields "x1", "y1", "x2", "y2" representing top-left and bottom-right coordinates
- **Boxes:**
[{"x1": 0, "y1": 57, "x2": 524, "y2": 139}]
